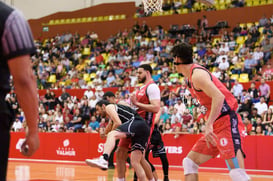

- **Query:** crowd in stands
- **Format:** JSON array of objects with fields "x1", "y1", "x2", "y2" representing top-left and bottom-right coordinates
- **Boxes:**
[{"x1": 7, "y1": 11, "x2": 273, "y2": 137}]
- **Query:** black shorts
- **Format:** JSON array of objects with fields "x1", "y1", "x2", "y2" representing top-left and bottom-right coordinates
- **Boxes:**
[
  {"x1": 149, "y1": 128, "x2": 166, "y2": 158},
  {"x1": 116, "y1": 119, "x2": 150, "y2": 152}
]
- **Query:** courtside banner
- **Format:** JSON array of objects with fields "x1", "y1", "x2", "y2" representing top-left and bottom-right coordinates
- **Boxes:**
[{"x1": 9, "y1": 133, "x2": 273, "y2": 170}]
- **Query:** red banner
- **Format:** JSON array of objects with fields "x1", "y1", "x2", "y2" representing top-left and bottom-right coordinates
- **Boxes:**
[{"x1": 9, "y1": 133, "x2": 273, "y2": 170}]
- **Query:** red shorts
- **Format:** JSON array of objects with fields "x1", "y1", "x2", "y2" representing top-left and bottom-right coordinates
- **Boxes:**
[
  {"x1": 192, "y1": 111, "x2": 246, "y2": 160},
  {"x1": 118, "y1": 124, "x2": 154, "y2": 149},
  {"x1": 118, "y1": 137, "x2": 131, "y2": 149}
]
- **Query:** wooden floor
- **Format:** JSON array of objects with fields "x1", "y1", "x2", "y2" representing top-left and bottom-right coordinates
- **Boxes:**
[{"x1": 7, "y1": 160, "x2": 273, "y2": 181}]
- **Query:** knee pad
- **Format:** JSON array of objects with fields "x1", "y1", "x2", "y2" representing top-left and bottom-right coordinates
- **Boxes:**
[
  {"x1": 229, "y1": 168, "x2": 251, "y2": 181},
  {"x1": 182, "y1": 157, "x2": 199, "y2": 175}
]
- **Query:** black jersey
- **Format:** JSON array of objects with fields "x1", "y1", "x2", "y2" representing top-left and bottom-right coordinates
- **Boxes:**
[
  {"x1": 115, "y1": 104, "x2": 149, "y2": 152},
  {"x1": 116, "y1": 104, "x2": 143, "y2": 123}
]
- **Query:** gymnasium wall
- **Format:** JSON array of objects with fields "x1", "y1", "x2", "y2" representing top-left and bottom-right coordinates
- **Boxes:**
[
  {"x1": 28, "y1": 3, "x2": 273, "y2": 40},
  {"x1": 9, "y1": 132, "x2": 273, "y2": 170}
]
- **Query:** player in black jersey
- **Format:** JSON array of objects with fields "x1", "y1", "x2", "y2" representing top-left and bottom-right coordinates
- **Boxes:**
[{"x1": 86, "y1": 100, "x2": 150, "y2": 181}]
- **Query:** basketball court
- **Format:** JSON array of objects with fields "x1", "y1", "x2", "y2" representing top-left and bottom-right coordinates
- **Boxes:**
[{"x1": 7, "y1": 159, "x2": 273, "y2": 181}]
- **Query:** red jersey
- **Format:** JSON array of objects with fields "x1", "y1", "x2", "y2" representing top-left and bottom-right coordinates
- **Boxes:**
[
  {"x1": 188, "y1": 64, "x2": 238, "y2": 120},
  {"x1": 135, "y1": 79, "x2": 156, "y2": 127}
]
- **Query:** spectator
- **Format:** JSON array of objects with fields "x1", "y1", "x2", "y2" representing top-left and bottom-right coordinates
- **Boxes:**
[
  {"x1": 248, "y1": 82, "x2": 259, "y2": 103},
  {"x1": 12, "y1": 117, "x2": 23, "y2": 132},
  {"x1": 174, "y1": 97, "x2": 186, "y2": 116},
  {"x1": 254, "y1": 96, "x2": 268, "y2": 116},
  {"x1": 262, "y1": 39, "x2": 273, "y2": 64},
  {"x1": 84, "y1": 86, "x2": 94, "y2": 99},
  {"x1": 263, "y1": 108, "x2": 273, "y2": 125},
  {"x1": 218, "y1": 57, "x2": 230, "y2": 72},
  {"x1": 243, "y1": 116, "x2": 252, "y2": 135},
  {"x1": 231, "y1": 79, "x2": 244, "y2": 99},
  {"x1": 263, "y1": 63, "x2": 273, "y2": 80},
  {"x1": 258, "y1": 78, "x2": 271, "y2": 104},
  {"x1": 87, "y1": 116, "x2": 100, "y2": 133},
  {"x1": 58, "y1": 88, "x2": 71, "y2": 106}
]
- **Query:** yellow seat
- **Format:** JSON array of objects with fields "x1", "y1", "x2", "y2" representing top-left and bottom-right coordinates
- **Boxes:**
[
  {"x1": 81, "y1": 17, "x2": 87, "y2": 23},
  {"x1": 48, "y1": 74, "x2": 56, "y2": 83},
  {"x1": 60, "y1": 19, "x2": 65, "y2": 24},
  {"x1": 54, "y1": 19, "x2": 60, "y2": 24},
  {"x1": 65, "y1": 18, "x2": 71, "y2": 24},
  {"x1": 150, "y1": 62, "x2": 157, "y2": 69},
  {"x1": 246, "y1": 22, "x2": 253, "y2": 29},
  {"x1": 71, "y1": 18, "x2": 76, "y2": 23},
  {"x1": 92, "y1": 17, "x2": 98, "y2": 22},
  {"x1": 239, "y1": 73, "x2": 249, "y2": 79},
  {"x1": 212, "y1": 38, "x2": 221, "y2": 46},
  {"x1": 90, "y1": 73, "x2": 96, "y2": 79},
  {"x1": 98, "y1": 16, "x2": 104, "y2": 21},
  {"x1": 109, "y1": 15, "x2": 114, "y2": 21},
  {"x1": 236, "y1": 36, "x2": 245, "y2": 45},
  {"x1": 260, "y1": 0, "x2": 267, "y2": 5},
  {"x1": 253, "y1": 0, "x2": 260, "y2": 6},
  {"x1": 245, "y1": 0, "x2": 252, "y2": 6},
  {"x1": 87, "y1": 17, "x2": 93, "y2": 22},
  {"x1": 120, "y1": 14, "x2": 126, "y2": 19},
  {"x1": 76, "y1": 18, "x2": 81, "y2": 23},
  {"x1": 181, "y1": 8, "x2": 188, "y2": 14},
  {"x1": 82, "y1": 48, "x2": 91, "y2": 55},
  {"x1": 83, "y1": 73, "x2": 90, "y2": 82},
  {"x1": 268, "y1": 0, "x2": 273, "y2": 4},
  {"x1": 103, "y1": 16, "x2": 109, "y2": 21},
  {"x1": 48, "y1": 20, "x2": 54, "y2": 25},
  {"x1": 230, "y1": 74, "x2": 239, "y2": 80}
]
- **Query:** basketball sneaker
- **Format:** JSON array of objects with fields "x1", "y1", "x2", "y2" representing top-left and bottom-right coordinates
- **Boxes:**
[{"x1": 85, "y1": 156, "x2": 108, "y2": 170}]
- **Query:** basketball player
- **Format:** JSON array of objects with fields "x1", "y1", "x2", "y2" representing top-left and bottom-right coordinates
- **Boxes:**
[
  {"x1": 171, "y1": 42, "x2": 251, "y2": 181},
  {"x1": 101, "y1": 91, "x2": 131, "y2": 169},
  {"x1": 147, "y1": 108, "x2": 169, "y2": 181},
  {"x1": 85, "y1": 100, "x2": 150, "y2": 181},
  {"x1": 115, "y1": 64, "x2": 162, "y2": 181}
]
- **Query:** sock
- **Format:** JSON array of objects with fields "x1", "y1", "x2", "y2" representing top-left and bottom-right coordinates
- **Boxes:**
[
  {"x1": 149, "y1": 179, "x2": 155, "y2": 181},
  {"x1": 117, "y1": 178, "x2": 125, "y2": 181},
  {"x1": 102, "y1": 153, "x2": 109, "y2": 161}
]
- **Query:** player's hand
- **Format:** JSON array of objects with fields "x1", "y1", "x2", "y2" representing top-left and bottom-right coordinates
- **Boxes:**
[
  {"x1": 21, "y1": 132, "x2": 40, "y2": 157},
  {"x1": 204, "y1": 123, "x2": 218, "y2": 148},
  {"x1": 130, "y1": 93, "x2": 137, "y2": 105}
]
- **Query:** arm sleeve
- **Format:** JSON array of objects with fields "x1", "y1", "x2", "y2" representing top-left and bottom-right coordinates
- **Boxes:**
[
  {"x1": 147, "y1": 84, "x2": 161, "y2": 101},
  {"x1": 1, "y1": 10, "x2": 36, "y2": 60}
]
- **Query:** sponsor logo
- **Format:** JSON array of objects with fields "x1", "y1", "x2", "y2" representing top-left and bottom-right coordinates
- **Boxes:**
[
  {"x1": 98, "y1": 143, "x2": 105, "y2": 153},
  {"x1": 165, "y1": 146, "x2": 183, "y2": 154},
  {"x1": 56, "y1": 139, "x2": 76, "y2": 156},
  {"x1": 16, "y1": 138, "x2": 26, "y2": 152},
  {"x1": 220, "y1": 138, "x2": 228, "y2": 147}
]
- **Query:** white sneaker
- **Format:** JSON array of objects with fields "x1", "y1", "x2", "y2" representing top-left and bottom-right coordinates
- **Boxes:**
[{"x1": 85, "y1": 156, "x2": 108, "y2": 170}]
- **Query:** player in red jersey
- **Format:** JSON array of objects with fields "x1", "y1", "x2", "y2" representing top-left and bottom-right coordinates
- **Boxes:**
[
  {"x1": 115, "y1": 64, "x2": 161, "y2": 181},
  {"x1": 171, "y1": 43, "x2": 251, "y2": 181}
]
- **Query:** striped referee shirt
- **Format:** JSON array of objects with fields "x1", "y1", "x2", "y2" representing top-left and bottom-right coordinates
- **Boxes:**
[{"x1": 0, "y1": 2, "x2": 36, "y2": 92}]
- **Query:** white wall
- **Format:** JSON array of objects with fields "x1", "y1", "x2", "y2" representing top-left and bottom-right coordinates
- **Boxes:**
[{"x1": 2, "y1": 0, "x2": 142, "y2": 20}]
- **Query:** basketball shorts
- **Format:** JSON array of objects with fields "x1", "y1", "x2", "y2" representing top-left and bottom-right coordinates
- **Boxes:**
[
  {"x1": 117, "y1": 119, "x2": 150, "y2": 152},
  {"x1": 149, "y1": 128, "x2": 166, "y2": 157},
  {"x1": 192, "y1": 111, "x2": 246, "y2": 160}
]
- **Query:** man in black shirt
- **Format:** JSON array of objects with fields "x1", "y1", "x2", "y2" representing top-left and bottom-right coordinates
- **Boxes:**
[
  {"x1": 0, "y1": 2, "x2": 40, "y2": 180},
  {"x1": 86, "y1": 100, "x2": 150, "y2": 181}
]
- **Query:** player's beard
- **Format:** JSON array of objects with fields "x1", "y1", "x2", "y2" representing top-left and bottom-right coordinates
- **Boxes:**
[{"x1": 138, "y1": 76, "x2": 146, "y2": 84}]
